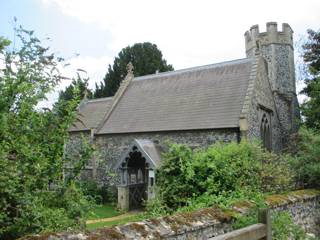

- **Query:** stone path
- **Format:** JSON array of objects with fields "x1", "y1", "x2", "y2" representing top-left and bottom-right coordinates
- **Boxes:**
[{"x1": 86, "y1": 211, "x2": 140, "y2": 224}]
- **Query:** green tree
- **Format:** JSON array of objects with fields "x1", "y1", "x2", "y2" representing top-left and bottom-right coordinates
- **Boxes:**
[
  {"x1": 301, "y1": 29, "x2": 320, "y2": 130},
  {"x1": 94, "y1": 42, "x2": 173, "y2": 98},
  {"x1": 0, "y1": 26, "x2": 92, "y2": 239},
  {"x1": 53, "y1": 75, "x2": 92, "y2": 118},
  {"x1": 288, "y1": 128, "x2": 320, "y2": 188}
]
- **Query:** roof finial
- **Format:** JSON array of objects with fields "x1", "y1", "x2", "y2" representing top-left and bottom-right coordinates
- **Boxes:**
[
  {"x1": 78, "y1": 88, "x2": 89, "y2": 111},
  {"x1": 126, "y1": 62, "x2": 134, "y2": 75},
  {"x1": 83, "y1": 88, "x2": 88, "y2": 100}
]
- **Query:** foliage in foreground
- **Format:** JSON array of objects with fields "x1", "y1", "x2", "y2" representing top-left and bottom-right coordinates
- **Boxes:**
[
  {"x1": 53, "y1": 76, "x2": 92, "y2": 119},
  {"x1": 0, "y1": 26, "x2": 93, "y2": 239},
  {"x1": 152, "y1": 141, "x2": 293, "y2": 213},
  {"x1": 146, "y1": 132, "x2": 320, "y2": 238},
  {"x1": 287, "y1": 127, "x2": 320, "y2": 189},
  {"x1": 234, "y1": 210, "x2": 312, "y2": 240},
  {"x1": 300, "y1": 29, "x2": 320, "y2": 131}
]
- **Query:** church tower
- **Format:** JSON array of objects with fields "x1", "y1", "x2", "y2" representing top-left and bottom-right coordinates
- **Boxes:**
[{"x1": 244, "y1": 22, "x2": 299, "y2": 146}]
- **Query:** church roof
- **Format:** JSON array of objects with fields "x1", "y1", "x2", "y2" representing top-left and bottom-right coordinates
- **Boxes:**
[
  {"x1": 97, "y1": 58, "x2": 254, "y2": 134},
  {"x1": 69, "y1": 97, "x2": 113, "y2": 132}
]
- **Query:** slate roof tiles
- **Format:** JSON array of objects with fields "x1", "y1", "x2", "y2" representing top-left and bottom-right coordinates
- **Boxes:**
[
  {"x1": 69, "y1": 97, "x2": 113, "y2": 132},
  {"x1": 97, "y1": 58, "x2": 254, "y2": 134}
]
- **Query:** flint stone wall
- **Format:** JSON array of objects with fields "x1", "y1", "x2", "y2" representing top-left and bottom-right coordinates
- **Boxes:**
[
  {"x1": 268, "y1": 191, "x2": 320, "y2": 236},
  {"x1": 25, "y1": 190, "x2": 320, "y2": 240},
  {"x1": 64, "y1": 129, "x2": 239, "y2": 186},
  {"x1": 66, "y1": 129, "x2": 238, "y2": 184},
  {"x1": 246, "y1": 57, "x2": 282, "y2": 151},
  {"x1": 258, "y1": 43, "x2": 299, "y2": 146},
  {"x1": 95, "y1": 129, "x2": 239, "y2": 168}
]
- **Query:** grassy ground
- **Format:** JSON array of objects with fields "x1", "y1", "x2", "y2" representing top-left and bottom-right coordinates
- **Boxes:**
[
  {"x1": 86, "y1": 204, "x2": 143, "y2": 230},
  {"x1": 88, "y1": 204, "x2": 120, "y2": 220},
  {"x1": 86, "y1": 214, "x2": 143, "y2": 230}
]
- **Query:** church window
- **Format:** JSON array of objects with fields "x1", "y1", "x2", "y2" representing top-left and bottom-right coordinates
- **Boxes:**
[{"x1": 260, "y1": 113, "x2": 271, "y2": 150}]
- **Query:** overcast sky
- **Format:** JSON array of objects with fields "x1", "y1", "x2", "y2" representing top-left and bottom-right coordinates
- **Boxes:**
[{"x1": 1, "y1": 0, "x2": 320, "y2": 106}]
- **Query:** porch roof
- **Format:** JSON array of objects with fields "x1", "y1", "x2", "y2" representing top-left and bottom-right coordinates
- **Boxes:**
[{"x1": 116, "y1": 139, "x2": 163, "y2": 170}]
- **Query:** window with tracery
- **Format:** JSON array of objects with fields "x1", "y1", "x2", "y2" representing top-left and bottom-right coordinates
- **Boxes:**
[{"x1": 260, "y1": 113, "x2": 271, "y2": 150}]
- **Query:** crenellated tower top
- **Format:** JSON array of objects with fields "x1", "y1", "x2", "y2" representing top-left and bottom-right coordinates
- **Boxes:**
[
  {"x1": 244, "y1": 22, "x2": 293, "y2": 56},
  {"x1": 244, "y1": 22, "x2": 299, "y2": 145}
]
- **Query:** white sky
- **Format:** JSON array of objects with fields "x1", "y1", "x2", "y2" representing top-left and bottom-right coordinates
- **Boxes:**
[{"x1": 35, "y1": 0, "x2": 320, "y2": 106}]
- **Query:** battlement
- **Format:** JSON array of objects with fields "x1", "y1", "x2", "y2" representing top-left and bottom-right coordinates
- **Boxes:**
[{"x1": 244, "y1": 22, "x2": 293, "y2": 53}]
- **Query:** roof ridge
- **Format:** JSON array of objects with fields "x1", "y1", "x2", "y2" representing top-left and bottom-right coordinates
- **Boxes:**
[
  {"x1": 133, "y1": 58, "x2": 253, "y2": 82},
  {"x1": 96, "y1": 65, "x2": 134, "y2": 133},
  {"x1": 240, "y1": 56, "x2": 259, "y2": 119},
  {"x1": 87, "y1": 97, "x2": 113, "y2": 103}
]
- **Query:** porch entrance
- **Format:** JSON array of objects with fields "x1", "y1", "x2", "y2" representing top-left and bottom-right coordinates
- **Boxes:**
[
  {"x1": 127, "y1": 148, "x2": 147, "y2": 209},
  {"x1": 116, "y1": 139, "x2": 161, "y2": 211}
]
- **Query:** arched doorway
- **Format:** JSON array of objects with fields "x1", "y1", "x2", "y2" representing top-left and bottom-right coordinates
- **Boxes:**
[
  {"x1": 116, "y1": 139, "x2": 162, "y2": 210},
  {"x1": 126, "y1": 147, "x2": 147, "y2": 209}
]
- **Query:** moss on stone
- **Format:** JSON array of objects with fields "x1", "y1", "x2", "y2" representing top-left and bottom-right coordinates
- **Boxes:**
[
  {"x1": 232, "y1": 200, "x2": 255, "y2": 210},
  {"x1": 20, "y1": 232, "x2": 58, "y2": 240},
  {"x1": 266, "y1": 194, "x2": 291, "y2": 206},
  {"x1": 152, "y1": 230, "x2": 161, "y2": 239},
  {"x1": 162, "y1": 216, "x2": 182, "y2": 233},
  {"x1": 222, "y1": 209, "x2": 238, "y2": 219},
  {"x1": 266, "y1": 189, "x2": 320, "y2": 206},
  {"x1": 89, "y1": 227, "x2": 125, "y2": 240},
  {"x1": 24, "y1": 189, "x2": 320, "y2": 239},
  {"x1": 289, "y1": 189, "x2": 320, "y2": 198},
  {"x1": 127, "y1": 223, "x2": 148, "y2": 237},
  {"x1": 148, "y1": 217, "x2": 161, "y2": 226},
  {"x1": 178, "y1": 206, "x2": 235, "y2": 224}
]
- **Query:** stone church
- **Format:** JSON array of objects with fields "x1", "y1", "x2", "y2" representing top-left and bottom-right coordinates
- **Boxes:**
[{"x1": 66, "y1": 22, "x2": 299, "y2": 210}]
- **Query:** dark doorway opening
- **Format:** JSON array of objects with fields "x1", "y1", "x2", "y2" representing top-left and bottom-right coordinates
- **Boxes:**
[{"x1": 126, "y1": 147, "x2": 148, "y2": 210}]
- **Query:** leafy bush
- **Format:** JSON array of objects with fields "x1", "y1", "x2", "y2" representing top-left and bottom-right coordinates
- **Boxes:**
[
  {"x1": 144, "y1": 189, "x2": 170, "y2": 217},
  {"x1": 232, "y1": 208, "x2": 260, "y2": 230},
  {"x1": 78, "y1": 180, "x2": 117, "y2": 204},
  {"x1": 0, "y1": 26, "x2": 93, "y2": 239},
  {"x1": 260, "y1": 151, "x2": 294, "y2": 193},
  {"x1": 287, "y1": 128, "x2": 320, "y2": 188},
  {"x1": 0, "y1": 182, "x2": 93, "y2": 239},
  {"x1": 79, "y1": 181, "x2": 103, "y2": 203},
  {"x1": 272, "y1": 211, "x2": 309, "y2": 240},
  {"x1": 156, "y1": 141, "x2": 293, "y2": 211},
  {"x1": 233, "y1": 211, "x2": 310, "y2": 239}
]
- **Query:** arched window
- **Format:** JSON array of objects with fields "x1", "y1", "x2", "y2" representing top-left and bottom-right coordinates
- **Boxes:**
[{"x1": 260, "y1": 113, "x2": 271, "y2": 150}]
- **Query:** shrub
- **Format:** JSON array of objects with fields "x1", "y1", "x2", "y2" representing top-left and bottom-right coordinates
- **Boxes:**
[
  {"x1": 144, "y1": 188, "x2": 170, "y2": 217},
  {"x1": 233, "y1": 211, "x2": 310, "y2": 239},
  {"x1": 78, "y1": 181, "x2": 117, "y2": 204},
  {"x1": 260, "y1": 151, "x2": 294, "y2": 193},
  {"x1": 0, "y1": 26, "x2": 94, "y2": 239},
  {"x1": 78, "y1": 180, "x2": 103, "y2": 204},
  {"x1": 287, "y1": 128, "x2": 320, "y2": 188},
  {"x1": 0, "y1": 182, "x2": 93, "y2": 239},
  {"x1": 272, "y1": 211, "x2": 308, "y2": 240},
  {"x1": 156, "y1": 141, "x2": 293, "y2": 211}
]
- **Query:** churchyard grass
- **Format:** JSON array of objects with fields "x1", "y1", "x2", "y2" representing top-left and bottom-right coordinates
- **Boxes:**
[
  {"x1": 86, "y1": 213, "x2": 143, "y2": 230},
  {"x1": 88, "y1": 204, "x2": 120, "y2": 220}
]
